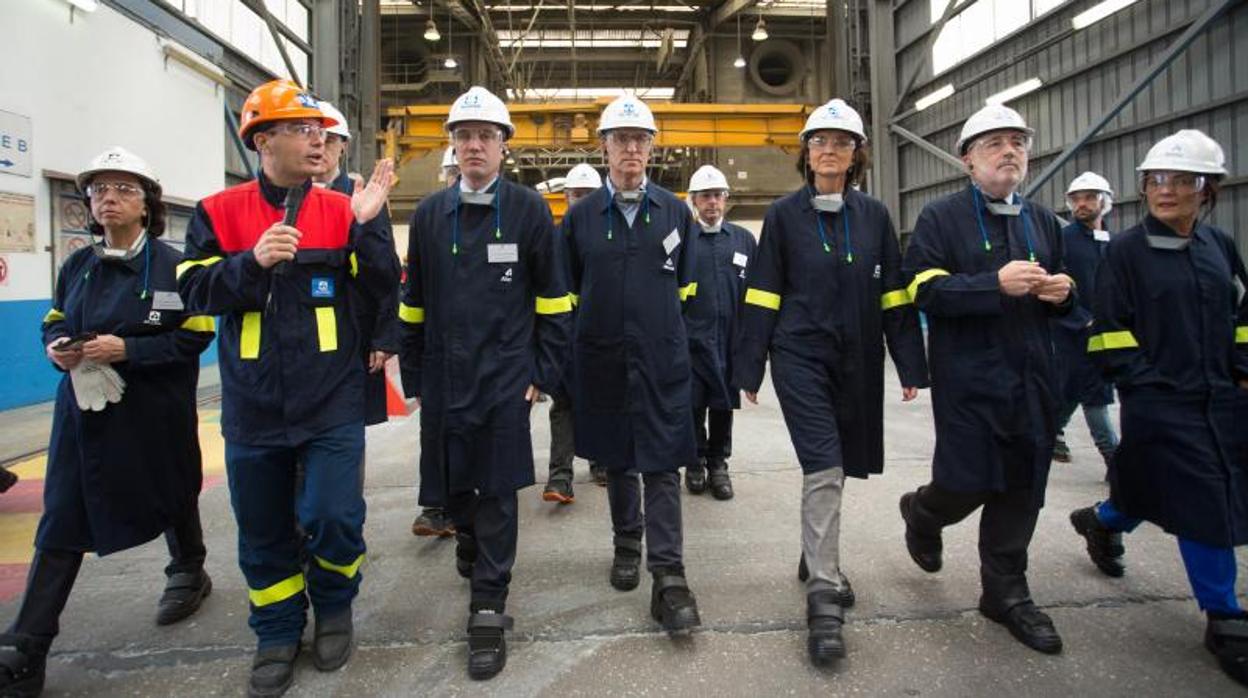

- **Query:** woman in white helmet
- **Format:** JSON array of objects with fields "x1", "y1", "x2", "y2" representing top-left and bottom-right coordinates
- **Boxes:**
[
  {"x1": 1069, "y1": 129, "x2": 1248, "y2": 687},
  {"x1": 0, "y1": 147, "x2": 216, "y2": 697},
  {"x1": 733, "y1": 99, "x2": 929, "y2": 666}
]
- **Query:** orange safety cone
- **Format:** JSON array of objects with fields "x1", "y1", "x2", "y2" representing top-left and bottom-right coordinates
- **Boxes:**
[{"x1": 384, "y1": 356, "x2": 414, "y2": 417}]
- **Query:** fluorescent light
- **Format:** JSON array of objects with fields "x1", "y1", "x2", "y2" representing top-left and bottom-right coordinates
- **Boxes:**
[
  {"x1": 1072, "y1": 0, "x2": 1139, "y2": 30},
  {"x1": 423, "y1": 20, "x2": 441, "y2": 42},
  {"x1": 985, "y1": 78, "x2": 1042, "y2": 106},
  {"x1": 444, "y1": 56, "x2": 458, "y2": 69},
  {"x1": 67, "y1": 0, "x2": 98, "y2": 10},
  {"x1": 751, "y1": 18, "x2": 768, "y2": 41},
  {"x1": 733, "y1": 55, "x2": 747, "y2": 69},
  {"x1": 915, "y1": 83, "x2": 955, "y2": 111},
  {"x1": 506, "y1": 87, "x2": 676, "y2": 100}
]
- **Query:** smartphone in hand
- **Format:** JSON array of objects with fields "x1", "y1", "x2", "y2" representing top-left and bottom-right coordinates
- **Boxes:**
[{"x1": 53, "y1": 332, "x2": 98, "y2": 352}]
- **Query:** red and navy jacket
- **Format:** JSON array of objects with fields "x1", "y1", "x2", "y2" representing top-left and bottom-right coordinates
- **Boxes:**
[{"x1": 178, "y1": 171, "x2": 401, "y2": 446}]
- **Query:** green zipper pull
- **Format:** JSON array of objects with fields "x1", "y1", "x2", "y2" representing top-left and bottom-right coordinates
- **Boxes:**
[
  {"x1": 983, "y1": 240, "x2": 992, "y2": 252},
  {"x1": 823, "y1": 242, "x2": 831, "y2": 253},
  {"x1": 1028, "y1": 252, "x2": 1037, "y2": 263},
  {"x1": 495, "y1": 228, "x2": 502, "y2": 240},
  {"x1": 846, "y1": 252, "x2": 854, "y2": 264},
  {"x1": 607, "y1": 230, "x2": 613, "y2": 241},
  {"x1": 452, "y1": 242, "x2": 459, "y2": 255}
]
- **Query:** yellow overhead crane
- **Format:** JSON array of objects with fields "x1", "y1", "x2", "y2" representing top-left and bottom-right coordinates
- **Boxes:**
[{"x1": 382, "y1": 100, "x2": 812, "y2": 222}]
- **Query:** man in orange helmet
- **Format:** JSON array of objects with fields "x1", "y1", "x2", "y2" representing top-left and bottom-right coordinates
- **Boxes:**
[{"x1": 178, "y1": 79, "x2": 400, "y2": 697}]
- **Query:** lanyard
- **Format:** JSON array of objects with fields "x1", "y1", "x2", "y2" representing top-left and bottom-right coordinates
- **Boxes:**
[
  {"x1": 971, "y1": 187, "x2": 1036, "y2": 262},
  {"x1": 605, "y1": 193, "x2": 650, "y2": 241},
  {"x1": 451, "y1": 184, "x2": 502, "y2": 255},
  {"x1": 811, "y1": 187, "x2": 853, "y2": 263}
]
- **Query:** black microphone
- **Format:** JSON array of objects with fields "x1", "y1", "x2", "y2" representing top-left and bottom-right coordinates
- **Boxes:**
[{"x1": 273, "y1": 184, "x2": 307, "y2": 276}]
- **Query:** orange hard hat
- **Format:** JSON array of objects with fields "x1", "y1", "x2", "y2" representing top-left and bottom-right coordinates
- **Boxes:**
[{"x1": 238, "y1": 79, "x2": 339, "y2": 150}]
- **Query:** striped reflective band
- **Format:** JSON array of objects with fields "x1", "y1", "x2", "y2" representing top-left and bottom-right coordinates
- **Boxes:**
[
  {"x1": 248, "y1": 572, "x2": 305, "y2": 607},
  {"x1": 881, "y1": 289, "x2": 911, "y2": 311},
  {"x1": 175, "y1": 255, "x2": 223, "y2": 280},
  {"x1": 1236, "y1": 326, "x2": 1248, "y2": 344},
  {"x1": 398, "y1": 303, "x2": 425, "y2": 324},
  {"x1": 906, "y1": 268, "x2": 951, "y2": 301},
  {"x1": 240, "y1": 312, "x2": 262, "y2": 359},
  {"x1": 535, "y1": 294, "x2": 573, "y2": 315},
  {"x1": 744, "y1": 288, "x2": 781, "y2": 311},
  {"x1": 1087, "y1": 330, "x2": 1140, "y2": 353},
  {"x1": 315, "y1": 306, "x2": 338, "y2": 352},
  {"x1": 180, "y1": 316, "x2": 216, "y2": 333},
  {"x1": 349, "y1": 252, "x2": 359, "y2": 277},
  {"x1": 43, "y1": 308, "x2": 65, "y2": 324},
  {"x1": 569, "y1": 293, "x2": 580, "y2": 307},
  {"x1": 679, "y1": 282, "x2": 698, "y2": 301},
  {"x1": 315, "y1": 554, "x2": 364, "y2": 579}
]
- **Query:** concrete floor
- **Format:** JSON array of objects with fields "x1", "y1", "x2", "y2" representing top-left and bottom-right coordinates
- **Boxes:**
[{"x1": 4, "y1": 369, "x2": 1246, "y2": 697}]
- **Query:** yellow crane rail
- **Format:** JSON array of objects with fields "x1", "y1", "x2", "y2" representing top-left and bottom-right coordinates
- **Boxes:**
[{"x1": 384, "y1": 101, "x2": 812, "y2": 161}]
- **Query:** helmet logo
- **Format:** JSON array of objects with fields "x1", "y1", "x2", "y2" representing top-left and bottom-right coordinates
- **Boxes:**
[
  {"x1": 296, "y1": 92, "x2": 318, "y2": 109},
  {"x1": 1165, "y1": 143, "x2": 1184, "y2": 156},
  {"x1": 621, "y1": 101, "x2": 639, "y2": 118},
  {"x1": 463, "y1": 92, "x2": 482, "y2": 109},
  {"x1": 826, "y1": 105, "x2": 840, "y2": 118},
  {"x1": 103, "y1": 152, "x2": 123, "y2": 164}
]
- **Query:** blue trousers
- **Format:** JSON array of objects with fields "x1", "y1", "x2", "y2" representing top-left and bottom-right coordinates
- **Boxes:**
[
  {"x1": 1057, "y1": 403, "x2": 1119, "y2": 456},
  {"x1": 225, "y1": 421, "x2": 367, "y2": 648},
  {"x1": 1096, "y1": 500, "x2": 1240, "y2": 615}
]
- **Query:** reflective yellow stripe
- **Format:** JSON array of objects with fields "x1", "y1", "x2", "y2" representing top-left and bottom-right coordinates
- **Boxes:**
[
  {"x1": 175, "y1": 255, "x2": 223, "y2": 280},
  {"x1": 569, "y1": 293, "x2": 579, "y2": 307},
  {"x1": 881, "y1": 289, "x2": 911, "y2": 311},
  {"x1": 679, "y1": 282, "x2": 698, "y2": 301},
  {"x1": 43, "y1": 308, "x2": 65, "y2": 324},
  {"x1": 315, "y1": 554, "x2": 364, "y2": 579},
  {"x1": 744, "y1": 287, "x2": 781, "y2": 311},
  {"x1": 349, "y1": 252, "x2": 359, "y2": 278},
  {"x1": 1087, "y1": 330, "x2": 1140, "y2": 353},
  {"x1": 1235, "y1": 326, "x2": 1247, "y2": 344},
  {"x1": 535, "y1": 295, "x2": 574, "y2": 315},
  {"x1": 248, "y1": 573, "x2": 305, "y2": 607},
  {"x1": 315, "y1": 306, "x2": 338, "y2": 352},
  {"x1": 398, "y1": 303, "x2": 425, "y2": 324},
  {"x1": 906, "y1": 268, "x2": 951, "y2": 301},
  {"x1": 240, "y1": 312, "x2": 261, "y2": 359},
  {"x1": 180, "y1": 315, "x2": 216, "y2": 333}
]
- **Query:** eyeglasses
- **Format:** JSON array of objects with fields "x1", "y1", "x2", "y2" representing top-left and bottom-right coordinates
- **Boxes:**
[
  {"x1": 695, "y1": 190, "x2": 729, "y2": 200},
  {"x1": 275, "y1": 121, "x2": 327, "y2": 140},
  {"x1": 86, "y1": 182, "x2": 145, "y2": 198},
  {"x1": 452, "y1": 127, "x2": 503, "y2": 145},
  {"x1": 606, "y1": 131, "x2": 654, "y2": 148},
  {"x1": 973, "y1": 133, "x2": 1032, "y2": 154},
  {"x1": 807, "y1": 134, "x2": 857, "y2": 151},
  {"x1": 1141, "y1": 172, "x2": 1206, "y2": 193}
]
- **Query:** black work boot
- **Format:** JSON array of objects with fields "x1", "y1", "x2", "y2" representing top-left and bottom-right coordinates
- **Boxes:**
[
  {"x1": 248, "y1": 644, "x2": 299, "y2": 698},
  {"x1": 1206, "y1": 613, "x2": 1248, "y2": 687},
  {"x1": 706, "y1": 460, "x2": 733, "y2": 500},
  {"x1": 156, "y1": 569, "x2": 212, "y2": 626},
  {"x1": 979, "y1": 599, "x2": 1062, "y2": 654},
  {"x1": 411, "y1": 508, "x2": 456, "y2": 538},
  {"x1": 466, "y1": 609, "x2": 513, "y2": 680},
  {"x1": 796, "y1": 556, "x2": 855, "y2": 608},
  {"x1": 650, "y1": 568, "x2": 701, "y2": 633},
  {"x1": 0, "y1": 635, "x2": 46, "y2": 698},
  {"x1": 684, "y1": 459, "x2": 707, "y2": 494},
  {"x1": 455, "y1": 530, "x2": 478, "y2": 579},
  {"x1": 590, "y1": 463, "x2": 608, "y2": 487},
  {"x1": 899, "y1": 492, "x2": 942, "y2": 573},
  {"x1": 610, "y1": 534, "x2": 643, "y2": 591},
  {"x1": 1069, "y1": 506, "x2": 1125, "y2": 577},
  {"x1": 542, "y1": 464, "x2": 575, "y2": 505},
  {"x1": 806, "y1": 591, "x2": 846, "y2": 666},
  {"x1": 312, "y1": 608, "x2": 353, "y2": 672},
  {"x1": 0, "y1": 467, "x2": 17, "y2": 493},
  {"x1": 1052, "y1": 439, "x2": 1071, "y2": 463}
]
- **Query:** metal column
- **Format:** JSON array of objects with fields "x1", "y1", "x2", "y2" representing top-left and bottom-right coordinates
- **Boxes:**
[{"x1": 360, "y1": 0, "x2": 381, "y2": 173}]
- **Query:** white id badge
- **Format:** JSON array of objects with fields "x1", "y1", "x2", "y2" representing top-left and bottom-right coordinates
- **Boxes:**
[
  {"x1": 663, "y1": 229, "x2": 681, "y2": 255},
  {"x1": 732, "y1": 252, "x2": 749, "y2": 268},
  {"x1": 1092, "y1": 230, "x2": 1111, "y2": 242},
  {"x1": 487, "y1": 243, "x2": 519, "y2": 263},
  {"x1": 151, "y1": 291, "x2": 184, "y2": 311}
]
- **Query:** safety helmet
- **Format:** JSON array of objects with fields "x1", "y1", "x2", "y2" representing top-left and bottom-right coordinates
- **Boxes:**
[
  {"x1": 445, "y1": 86, "x2": 515, "y2": 139},
  {"x1": 565, "y1": 163, "x2": 603, "y2": 189},
  {"x1": 688, "y1": 164, "x2": 730, "y2": 193},
  {"x1": 441, "y1": 146, "x2": 458, "y2": 169},
  {"x1": 1066, "y1": 171, "x2": 1114, "y2": 215},
  {"x1": 799, "y1": 99, "x2": 867, "y2": 143},
  {"x1": 238, "y1": 79, "x2": 337, "y2": 150},
  {"x1": 76, "y1": 146, "x2": 161, "y2": 196},
  {"x1": 317, "y1": 101, "x2": 351, "y2": 140},
  {"x1": 956, "y1": 104, "x2": 1034, "y2": 155},
  {"x1": 1136, "y1": 129, "x2": 1227, "y2": 176},
  {"x1": 597, "y1": 95, "x2": 659, "y2": 135}
]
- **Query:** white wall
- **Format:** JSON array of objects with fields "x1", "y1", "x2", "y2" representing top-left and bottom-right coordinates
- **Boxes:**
[{"x1": 0, "y1": 0, "x2": 226, "y2": 303}]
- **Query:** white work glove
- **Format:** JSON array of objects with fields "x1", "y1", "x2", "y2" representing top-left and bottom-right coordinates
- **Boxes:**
[{"x1": 70, "y1": 360, "x2": 125, "y2": 411}]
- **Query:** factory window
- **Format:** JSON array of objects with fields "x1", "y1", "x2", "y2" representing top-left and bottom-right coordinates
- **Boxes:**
[{"x1": 930, "y1": 0, "x2": 1070, "y2": 74}]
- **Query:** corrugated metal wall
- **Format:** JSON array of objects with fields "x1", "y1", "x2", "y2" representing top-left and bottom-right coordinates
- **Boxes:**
[{"x1": 890, "y1": 0, "x2": 1246, "y2": 258}]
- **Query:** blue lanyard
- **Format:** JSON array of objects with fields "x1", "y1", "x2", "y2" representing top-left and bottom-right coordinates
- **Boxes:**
[
  {"x1": 605, "y1": 193, "x2": 650, "y2": 241},
  {"x1": 451, "y1": 184, "x2": 503, "y2": 255},
  {"x1": 811, "y1": 188, "x2": 853, "y2": 263},
  {"x1": 971, "y1": 186, "x2": 1036, "y2": 263}
]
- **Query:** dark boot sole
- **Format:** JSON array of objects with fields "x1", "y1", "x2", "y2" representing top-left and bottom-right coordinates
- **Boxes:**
[
  {"x1": 610, "y1": 568, "x2": 640, "y2": 591},
  {"x1": 1068, "y1": 510, "x2": 1125, "y2": 578},
  {"x1": 312, "y1": 642, "x2": 353, "y2": 672},
  {"x1": 808, "y1": 636, "x2": 847, "y2": 665},
  {"x1": 651, "y1": 603, "x2": 701, "y2": 633},
  {"x1": 411, "y1": 524, "x2": 456, "y2": 537},
  {"x1": 979, "y1": 607, "x2": 1063, "y2": 655},
  {"x1": 247, "y1": 672, "x2": 294, "y2": 698},
  {"x1": 467, "y1": 649, "x2": 507, "y2": 680},
  {"x1": 899, "y1": 495, "x2": 942, "y2": 573},
  {"x1": 156, "y1": 575, "x2": 213, "y2": 626}
]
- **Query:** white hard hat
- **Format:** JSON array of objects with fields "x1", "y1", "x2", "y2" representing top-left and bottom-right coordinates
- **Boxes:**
[
  {"x1": 688, "y1": 164, "x2": 730, "y2": 193},
  {"x1": 446, "y1": 86, "x2": 515, "y2": 139},
  {"x1": 799, "y1": 99, "x2": 867, "y2": 143},
  {"x1": 76, "y1": 146, "x2": 160, "y2": 194},
  {"x1": 317, "y1": 101, "x2": 351, "y2": 139},
  {"x1": 441, "y1": 146, "x2": 458, "y2": 169},
  {"x1": 597, "y1": 95, "x2": 658, "y2": 135},
  {"x1": 1136, "y1": 129, "x2": 1227, "y2": 176},
  {"x1": 1067, "y1": 172, "x2": 1114, "y2": 216},
  {"x1": 956, "y1": 104, "x2": 1034, "y2": 154},
  {"x1": 565, "y1": 163, "x2": 602, "y2": 189}
]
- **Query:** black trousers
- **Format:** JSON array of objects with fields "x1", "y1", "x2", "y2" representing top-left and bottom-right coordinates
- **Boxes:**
[
  {"x1": 693, "y1": 406, "x2": 733, "y2": 464},
  {"x1": 4, "y1": 548, "x2": 82, "y2": 654},
  {"x1": 164, "y1": 506, "x2": 207, "y2": 577},
  {"x1": 906, "y1": 483, "x2": 1041, "y2": 611},
  {"x1": 607, "y1": 470, "x2": 683, "y2": 572},
  {"x1": 548, "y1": 391, "x2": 576, "y2": 477},
  {"x1": 446, "y1": 489, "x2": 519, "y2": 611}
]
